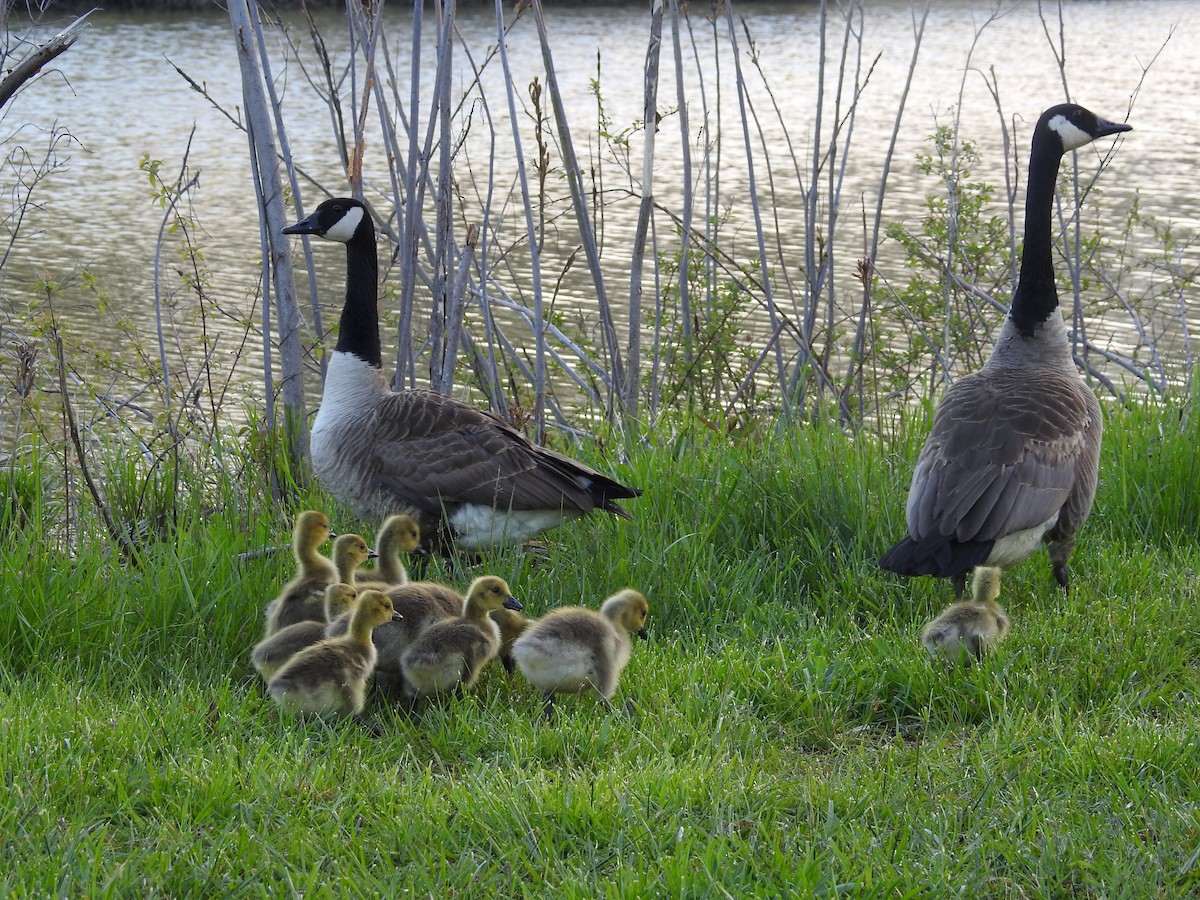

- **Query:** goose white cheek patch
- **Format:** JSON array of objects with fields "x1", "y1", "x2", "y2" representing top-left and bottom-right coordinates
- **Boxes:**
[
  {"x1": 1048, "y1": 114, "x2": 1093, "y2": 151},
  {"x1": 323, "y1": 206, "x2": 365, "y2": 243}
]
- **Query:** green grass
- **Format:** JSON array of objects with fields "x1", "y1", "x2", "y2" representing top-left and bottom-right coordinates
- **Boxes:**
[{"x1": 2, "y1": 403, "x2": 1200, "y2": 896}]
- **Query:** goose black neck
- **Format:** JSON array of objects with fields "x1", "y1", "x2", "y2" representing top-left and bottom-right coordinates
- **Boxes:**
[
  {"x1": 1011, "y1": 131, "x2": 1067, "y2": 337},
  {"x1": 335, "y1": 221, "x2": 382, "y2": 369}
]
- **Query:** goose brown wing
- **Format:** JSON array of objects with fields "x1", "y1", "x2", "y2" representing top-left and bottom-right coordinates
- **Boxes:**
[
  {"x1": 906, "y1": 369, "x2": 1097, "y2": 545},
  {"x1": 367, "y1": 389, "x2": 605, "y2": 514}
]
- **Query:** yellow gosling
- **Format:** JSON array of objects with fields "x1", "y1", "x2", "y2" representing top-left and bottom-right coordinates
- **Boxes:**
[
  {"x1": 511, "y1": 588, "x2": 649, "y2": 716},
  {"x1": 268, "y1": 532, "x2": 374, "y2": 634},
  {"x1": 356, "y1": 514, "x2": 423, "y2": 589},
  {"x1": 400, "y1": 576, "x2": 522, "y2": 703},
  {"x1": 267, "y1": 590, "x2": 399, "y2": 721},
  {"x1": 262, "y1": 510, "x2": 336, "y2": 637},
  {"x1": 325, "y1": 580, "x2": 464, "y2": 682},
  {"x1": 251, "y1": 583, "x2": 359, "y2": 681},
  {"x1": 921, "y1": 566, "x2": 1011, "y2": 668},
  {"x1": 489, "y1": 607, "x2": 533, "y2": 676}
]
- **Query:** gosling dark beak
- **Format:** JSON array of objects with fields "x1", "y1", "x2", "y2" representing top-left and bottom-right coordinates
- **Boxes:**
[
  {"x1": 412, "y1": 545, "x2": 431, "y2": 558},
  {"x1": 503, "y1": 596, "x2": 523, "y2": 612},
  {"x1": 391, "y1": 611, "x2": 404, "y2": 621},
  {"x1": 636, "y1": 627, "x2": 648, "y2": 641},
  {"x1": 282, "y1": 212, "x2": 321, "y2": 235},
  {"x1": 1095, "y1": 117, "x2": 1132, "y2": 138},
  {"x1": 367, "y1": 549, "x2": 380, "y2": 560}
]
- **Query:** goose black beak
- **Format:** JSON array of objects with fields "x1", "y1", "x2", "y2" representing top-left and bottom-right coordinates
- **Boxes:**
[
  {"x1": 282, "y1": 213, "x2": 321, "y2": 235},
  {"x1": 636, "y1": 627, "x2": 649, "y2": 641},
  {"x1": 1095, "y1": 117, "x2": 1132, "y2": 138},
  {"x1": 503, "y1": 596, "x2": 523, "y2": 612}
]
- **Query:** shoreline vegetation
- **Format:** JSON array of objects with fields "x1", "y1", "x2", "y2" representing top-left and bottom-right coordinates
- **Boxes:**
[{"x1": 2, "y1": 0, "x2": 1198, "y2": 892}]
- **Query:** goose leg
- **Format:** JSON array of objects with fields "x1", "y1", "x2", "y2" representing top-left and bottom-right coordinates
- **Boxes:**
[
  {"x1": 951, "y1": 571, "x2": 967, "y2": 600},
  {"x1": 540, "y1": 692, "x2": 556, "y2": 719}
]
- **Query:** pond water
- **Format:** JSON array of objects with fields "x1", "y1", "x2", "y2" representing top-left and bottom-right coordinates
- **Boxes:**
[{"x1": 2, "y1": 0, "x2": 1198, "y2": 426}]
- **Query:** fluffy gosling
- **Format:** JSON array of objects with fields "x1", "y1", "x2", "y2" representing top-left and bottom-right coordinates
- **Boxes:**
[
  {"x1": 400, "y1": 576, "x2": 522, "y2": 703},
  {"x1": 267, "y1": 532, "x2": 375, "y2": 635},
  {"x1": 267, "y1": 590, "x2": 399, "y2": 720},
  {"x1": 356, "y1": 514, "x2": 423, "y2": 590},
  {"x1": 262, "y1": 510, "x2": 337, "y2": 636},
  {"x1": 251, "y1": 583, "x2": 360, "y2": 681},
  {"x1": 511, "y1": 588, "x2": 649, "y2": 716},
  {"x1": 490, "y1": 607, "x2": 533, "y2": 675},
  {"x1": 326, "y1": 580, "x2": 464, "y2": 680},
  {"x1": 921, "y1": 566, "x2": 1010, "y2": 668}
]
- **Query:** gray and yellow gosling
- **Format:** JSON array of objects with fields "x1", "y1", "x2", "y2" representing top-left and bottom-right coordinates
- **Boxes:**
[
  {"x1": 511, "y1": 588, "x2": 649, "y2": 716},
  {"x1": 399, "y1": 576, "x2": 522, "y2": 704},
  {"x1": 267, "y1": 590, "x2": 399, "y2": 721},
  {"x1": 921, "y1": 567, "x2": 1011, "y2": 668}
]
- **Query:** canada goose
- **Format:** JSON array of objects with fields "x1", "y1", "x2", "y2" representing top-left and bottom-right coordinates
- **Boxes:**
[
  {"x1": 262, "y1": 510, "x2": 337, "y2": 636},
  {"x1": 355, "y1": 514, "x2": 423, "y2": 590},
  {"x1": 282, "y1": 198, "x2": 642, "y2": 552},
  {"x1": 490, "y1": 607, "x2": 533, "y2": 675},
  {"x1": 880, "y1": 105, "x2": 1130, "y2": 596},
  {"x1": 251, "y1": 583, "x2": 360, "y2": 681},
  {"x1": 399, "y1": 576, "x2": 523, "y2": 702},
  {"x1": 325, "y1": 579, "x2": 465, "y2": 680},
  {"x1": 267, "y1": 589, "x2": 400, "y2": 720},
  {"x1": 511, "y1": 588, "x2": 649, "y2": 716},
  {"x1": 921, "y1": 566, "x2": 1010, "y2": 667},
  {"x1": 267, "y1": 532, "x2": 375, "y2": 635}
]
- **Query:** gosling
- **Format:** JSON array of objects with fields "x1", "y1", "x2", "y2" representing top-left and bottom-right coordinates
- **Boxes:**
[
  {"x1": 921, "y1": 566, "x2": 1011, "y2": 668},
  {"x1": 267, "y1": 590, "x2": 399, "y2": 721},
  {"x1": 251, "y1": 583, "x2": 359, "y2": 681},
  {"x1": 262, "y1": 510, "x2": 337, "y2": 635},
  {"x1": 490, "y1": 607, "x2": 533, "y2": 675},
  {"x1": 356, "y1": 514, "x2": 423, "y2": 590},
  {"x1": 266, "y1": 532, "x2": 375, "y2": 635},
  {"x1": 511, "y1": 588, "x2": 649, "y2": 716},
  {"x1": 326, "y1": 580, "x2": 465, "y2": 679},
  {"x1": 400, "y1": 576, "x2": 522, "y2": 703}
]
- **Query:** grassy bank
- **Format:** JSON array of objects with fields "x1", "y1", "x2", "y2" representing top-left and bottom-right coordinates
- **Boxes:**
[{"x1": 2, "y1": 402, "x2": 1198, "y2": 896}]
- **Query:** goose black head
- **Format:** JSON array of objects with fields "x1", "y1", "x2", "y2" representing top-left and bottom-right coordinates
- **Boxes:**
[
  {"x1": 282, "y1": 198, "x2": 369, "y2": 243},
  {"x1": 1039, "y1": 103, "x2": 1131, "y2": 154}
]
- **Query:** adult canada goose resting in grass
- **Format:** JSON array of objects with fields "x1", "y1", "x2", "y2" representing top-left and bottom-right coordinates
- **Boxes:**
[
  {"x1": 511, "y1": 588, "x2": 649, "y2": 716},
  {"x1": 921, "y1": 566, "x2": 1010, "y2": 668},
  {"x1": 354, "y1": 514, "x2": 423, "y2": 590},
  {"x1": 880, "y1": 104, "x2": 1131, "y2": 597},
  {"x1": 267, "y1": 590, "x2": 400, "y2": 721},
  {"x1": 262, "y1": 510, "x2": 336, "y2": 636},
  {"x1": 399, "y1": 576, "x2": 522, "y2": 704},
  {"x1": 282, "y1": 198, "x2": 642, "y2": 553},
  {"x1": 266, "y1": 532, "x2": 375, "y2": 635},
  {"x1": 251, "y1": 583, "x2": 361, "y2": 681}
]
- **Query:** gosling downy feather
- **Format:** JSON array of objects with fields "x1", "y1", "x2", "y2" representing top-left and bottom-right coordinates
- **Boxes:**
[
  {"x1": 400, "y1": 576, "x2": 522, "y2": 701},
  {"x1": 355, "y1": 513, "x2": 423, "y2": 590},
  {"x1": 880, "y1": 105, "x2": 1130, "y2": 596},
  {"x1": 511, "y1": 588, "x2": 649, "y2": 714},
  {"x1": 267, "y1": 589, "x2": 399, "y2": 720},
  {"x1": 282, "y1": 198, "x2": 642, "y2": 552},
  {"x1": 921, "y1": 566, "x2": 1011, "y2": 667},
  {"x1": 251, "y1": 582, "x2": 360, "y2": 681}
]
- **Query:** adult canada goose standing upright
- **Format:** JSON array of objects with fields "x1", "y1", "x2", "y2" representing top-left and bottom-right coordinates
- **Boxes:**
[
  {"x1": 880, "y1": 104, "x2": 1130, "y2": 596},
  {"x1": 282, "y1": 199, "x2": 642, "y2": 552}
]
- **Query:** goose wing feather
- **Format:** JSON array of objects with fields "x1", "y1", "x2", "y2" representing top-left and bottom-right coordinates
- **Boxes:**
[
  {"x1": 367, "y1": 389, "x2": 603, "y2": 514},
  {"x1": 906, "y1": 369, "x2": 1097, "y2": 545}
]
